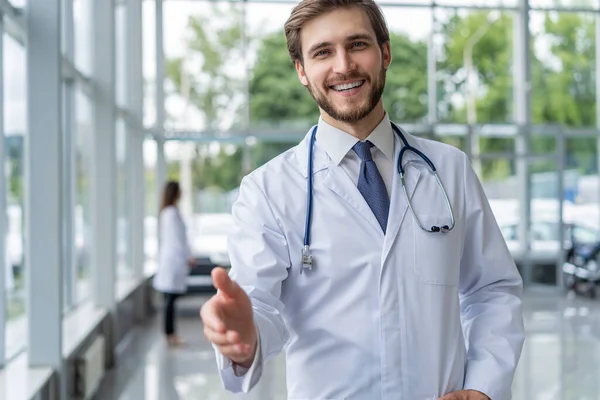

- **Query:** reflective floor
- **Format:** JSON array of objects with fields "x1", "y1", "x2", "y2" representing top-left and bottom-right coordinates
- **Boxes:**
[{"x1": 96, "y1": 289, "x2": 600, "y2": 400}]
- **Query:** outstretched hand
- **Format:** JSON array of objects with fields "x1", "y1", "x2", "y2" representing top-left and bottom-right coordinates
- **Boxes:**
[{"x1": 200, "y1": 267, "x2": 257, "y2": 368}]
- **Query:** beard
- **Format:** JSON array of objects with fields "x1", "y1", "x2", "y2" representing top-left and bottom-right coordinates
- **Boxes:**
[{"x1": 306, "y1": 66, "x2": 386, "y2": 123}]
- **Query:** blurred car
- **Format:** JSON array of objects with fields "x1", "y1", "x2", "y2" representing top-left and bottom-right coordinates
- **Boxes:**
[
  {"x1": 499, "y1": 220, "x2": 600, "y2": 284},
  {"x1": 187, "y1": 213, "x2": 235, "y2": 293}
]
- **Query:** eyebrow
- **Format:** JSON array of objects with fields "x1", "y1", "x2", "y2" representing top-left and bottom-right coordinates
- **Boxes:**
[{"x1": 306, "y1": 33, "x2": 375, "y2": 56}]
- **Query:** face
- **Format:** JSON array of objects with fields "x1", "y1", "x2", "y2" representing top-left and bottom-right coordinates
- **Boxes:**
[{"x1": 295, "y1": 7, "x2": 391, "y2": 123}]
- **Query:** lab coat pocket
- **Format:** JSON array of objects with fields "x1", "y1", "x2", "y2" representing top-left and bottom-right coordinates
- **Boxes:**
[{"x1": 413, "y1": 215, "x2": 460, "y2": 286}]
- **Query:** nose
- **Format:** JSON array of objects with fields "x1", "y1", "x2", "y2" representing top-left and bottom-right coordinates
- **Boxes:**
[{"x1": 332, "y1": 50, "x2": 357, "y2": 74}]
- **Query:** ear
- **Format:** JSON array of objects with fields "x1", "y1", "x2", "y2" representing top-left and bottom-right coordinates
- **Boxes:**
[
  {"x1": 295, "y1": 59, "x2": 309, "y2": 86},
  {"x1": 382, "y1": 41, "x2": 392, "y2": 70}
]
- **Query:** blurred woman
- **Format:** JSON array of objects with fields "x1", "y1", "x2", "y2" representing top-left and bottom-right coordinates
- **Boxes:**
[{"x1": 153, "y1": 181, "x2": 194, "y2": 346}]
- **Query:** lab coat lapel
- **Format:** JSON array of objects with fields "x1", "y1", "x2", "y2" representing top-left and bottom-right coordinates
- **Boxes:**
[
  {"x1": 322, "y1": 166, "x2": 384, "y2": 236},
  {"x1": 382, "y1": 135, "x2": 421, "y2": 264}
]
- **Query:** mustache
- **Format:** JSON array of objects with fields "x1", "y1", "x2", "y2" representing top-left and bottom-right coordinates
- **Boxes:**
[{"x1": 325, "y1": 74, "x2": 367, "y2": 87}]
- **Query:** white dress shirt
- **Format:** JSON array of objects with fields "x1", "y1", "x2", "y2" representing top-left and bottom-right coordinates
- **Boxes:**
[{"x1": 316, "y1": 113, "x2": 395, "y2": 197}]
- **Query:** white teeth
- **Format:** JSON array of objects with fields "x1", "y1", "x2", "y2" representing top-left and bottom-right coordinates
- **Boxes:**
[{"x1": 332, "y1": 80, "x2": 364, "y2": 91}]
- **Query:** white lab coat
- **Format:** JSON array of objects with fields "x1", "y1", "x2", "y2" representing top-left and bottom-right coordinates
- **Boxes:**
[
  {"x1": 153, "y1": 205, "x2": 191, "y2": 294},
  {"x1": 216, "y1": 124, "x2": 525, "y2": 400}
]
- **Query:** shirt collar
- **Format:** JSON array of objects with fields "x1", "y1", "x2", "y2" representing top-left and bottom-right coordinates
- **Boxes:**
[{"x1": 316, "y1": 112, "x2": 395, "y2": 166}]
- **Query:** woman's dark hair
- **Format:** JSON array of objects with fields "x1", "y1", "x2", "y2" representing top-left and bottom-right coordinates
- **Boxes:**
[{"x1": 161, "y1": 181, "x2": 181, "y2": 211}]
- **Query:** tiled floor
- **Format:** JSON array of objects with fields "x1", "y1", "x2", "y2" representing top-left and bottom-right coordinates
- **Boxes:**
[{"x1": 96, "y1": 288, "x2": 600, "y2": 400}]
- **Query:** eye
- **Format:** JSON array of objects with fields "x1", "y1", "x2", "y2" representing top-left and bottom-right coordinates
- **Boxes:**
[
  {"x1": 352, "y1": 41, "x2": 367, "y2": 49},
  {"x1": 315, "y1": 49, "x2": 330, "y2": 57}
]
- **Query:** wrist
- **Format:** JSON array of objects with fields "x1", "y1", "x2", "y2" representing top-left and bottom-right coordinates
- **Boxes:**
[
  {"x1": 236, "y1": 337, "x2": 258, "y2": 368},
  {"x1": 234, "y1": 338, "x2": 258, "y2": 369}
]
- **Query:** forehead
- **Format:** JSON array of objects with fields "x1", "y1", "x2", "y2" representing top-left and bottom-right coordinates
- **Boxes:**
[{"x1": 300, "y1": 7, "x2": 376, "y2": 52}]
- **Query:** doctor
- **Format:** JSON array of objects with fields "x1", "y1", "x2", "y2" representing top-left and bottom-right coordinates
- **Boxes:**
[
  {"x1": 200, "y1": 0, "x2": 525, "y2": 398},
  {"x1": 154, "y1": 181, "x2": 194, "y2": 346}
]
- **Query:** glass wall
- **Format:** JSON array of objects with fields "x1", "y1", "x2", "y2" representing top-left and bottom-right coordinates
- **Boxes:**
[
  {"x1": 2, "y1": 0, "x2": 600, "y2": 378},
  {"x1": 158, "y1": 0, "x2": 600, "y2": 287},
  {"x1": 530, "y1": 11, "x2": 596, "y2": 128},
  {"x1": 74, "y1": 88, "x2": 92, "y2": 303},
  {"x1": 0, "y1": 0, "x2": 150, "y2": 371},
  {"x1": 435, "y1": 9, "x2": 514, "y2": 124},
  {"x1": 144, "y1": 136, "x2": 157, "y2": 275},
  {"x1": 143, "y1": 0, "x2": 157, "y2": 128},
  {"x1": 116, "y1": 117, "x2": 133, "y2": 280},
  {"x1": 3, "y1": 33, "x2": 27, "y2": 361},
  {"x1": 7, "y1": 0, "x2": 26, "y2": 7},
  {"x1": 115, "y1": 3, "x2": 127, "y2": 108}
]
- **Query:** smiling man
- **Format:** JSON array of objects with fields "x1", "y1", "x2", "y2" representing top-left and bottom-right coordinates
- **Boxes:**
[{"x1": 200, "y1": 1, "x2": 525, "y2": 399}]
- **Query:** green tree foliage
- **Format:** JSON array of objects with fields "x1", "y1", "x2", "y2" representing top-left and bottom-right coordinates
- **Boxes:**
[
  {"x1": 532, "y1": 12, "x2": 595, "y2": 127},
  {"x1": 384, "y1": 33, "x2": 428, "y2": 122},
  {"x1": 165, "y1": 3, "x2": 247, "y2": 192},
  {"x1": 167, "y1": 8, "x2": 599, "y2": 189},
  {"x1": 166, "y1": 3, "x2": 246, "y2": 130},
  {"x1": 437, "y1": 11, "x2": 513, "y2": 124},
  {"x1": 191, "y1": 145, "x2": 243, "y2": 191},
  {"x1": 439, "y1": 11, "x2": 597, "y2": 177},
  {"x1": 249, "y1": 32, "x2": 319, "y2": 127}
]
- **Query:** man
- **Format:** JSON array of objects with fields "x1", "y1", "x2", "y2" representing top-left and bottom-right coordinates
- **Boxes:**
[{"x1": 200, "y1": 0, "x2": 525, "y2": 398}]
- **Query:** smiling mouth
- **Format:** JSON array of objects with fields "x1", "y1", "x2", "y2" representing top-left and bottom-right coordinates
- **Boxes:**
[{"x1": 330, "y1": 80, "x2": 365, "y2": 92}]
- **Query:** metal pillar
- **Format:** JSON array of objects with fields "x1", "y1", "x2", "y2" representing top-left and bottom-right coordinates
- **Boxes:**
[
  {"x1": 91, "y1": 0, "x2": 116, "y2": 308},
  {"x1": 427, "y1": 9, "x2": 437, "y2": 124},
  {"x1": 62, "y1": 0, "x2": 76, "y2": 310},
  {"x1": 126, "y1": 0, "x2": 145, "y2": 280},
  {"x1": 513, "y1": 0, "x2": 532, "y2": 286},
  {"x1": 26, "y1": 0, "x2": 64, "y2": 397}
]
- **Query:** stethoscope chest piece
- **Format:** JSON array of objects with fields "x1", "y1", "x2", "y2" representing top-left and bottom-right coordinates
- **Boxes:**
[{"x1": 300, "y1": 245, "x2": 313, "y2": 274}]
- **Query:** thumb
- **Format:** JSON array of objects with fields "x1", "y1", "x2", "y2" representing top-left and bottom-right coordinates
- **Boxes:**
[{"x1": 212, "y1": 267, "x2": 240, "y2": 299}]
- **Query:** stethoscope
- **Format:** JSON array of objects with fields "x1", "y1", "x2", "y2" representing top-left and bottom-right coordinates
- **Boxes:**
[{"x1": 301, "y1": 121, "x2": 455, "y2": 273}]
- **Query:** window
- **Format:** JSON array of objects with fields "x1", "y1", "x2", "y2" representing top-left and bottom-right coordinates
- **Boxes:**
[
  {"x1": 530, "y1": 0, "x2": 598, "y2": 9},
  {"x1": 74, "y1": 0, "x2": 93, "y2": 76},
  {"x1": 530, "y1": 11, "x2": 596, "y2": 128},
  {"x1": 116, "y1": 118, "x2": 132, "y2": 280},
  {"x1": 143, "y1": 0, "x2": 157, "y2": 128},
  {"x1": 435, "y1": 9, "x2": 514, "y2": 124},
  {"x1": 435, "y1": 0, "x2": 516, "y2": 5},
  {"x1": 8, "y1": 0, "x2": 26, "y2": 7},
  {"x1": 116, "y1": 4, "x2": 127, "y2": 107},
  {"x1": 163, "y1": 1, "x2": 245, "y2": 131},
  {"x1": 4, "y1": 33, "x2": 27, "y2": 360},
  {"x1": 74, "y1": 89, "x2": 92, "y2": 303},
  {"x1": 144, "y1": 137, "x2": 157, "y2": 275}
]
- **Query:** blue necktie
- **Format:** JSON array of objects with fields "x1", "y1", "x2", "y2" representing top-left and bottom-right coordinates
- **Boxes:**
[{"x1": 353, "y1": 141, "x2": 390, "y2": 233}]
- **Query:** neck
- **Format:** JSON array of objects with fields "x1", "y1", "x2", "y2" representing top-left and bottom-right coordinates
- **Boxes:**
[{"x1": 321, "y1": 103, "x2": 386, "y2": 140}]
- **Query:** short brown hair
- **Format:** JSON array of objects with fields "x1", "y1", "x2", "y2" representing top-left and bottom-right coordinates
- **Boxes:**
[{"x1": 284, "y1": 0, "x2": 390, "y2": 63}]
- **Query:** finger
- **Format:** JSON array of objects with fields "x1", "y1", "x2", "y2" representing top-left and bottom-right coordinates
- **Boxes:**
[
  {"x1": 204, "y1": 326, "x2": 238, "y2": 346},
  {"x1": 217, "y1": 342, "x2": 254, "y2": 360},
  {"x1": 199, "y1": 300, "x2": 226, "y2": 333},
  {"x1": 212, "y1": 267, "x2": 240, "y2": 299}
]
